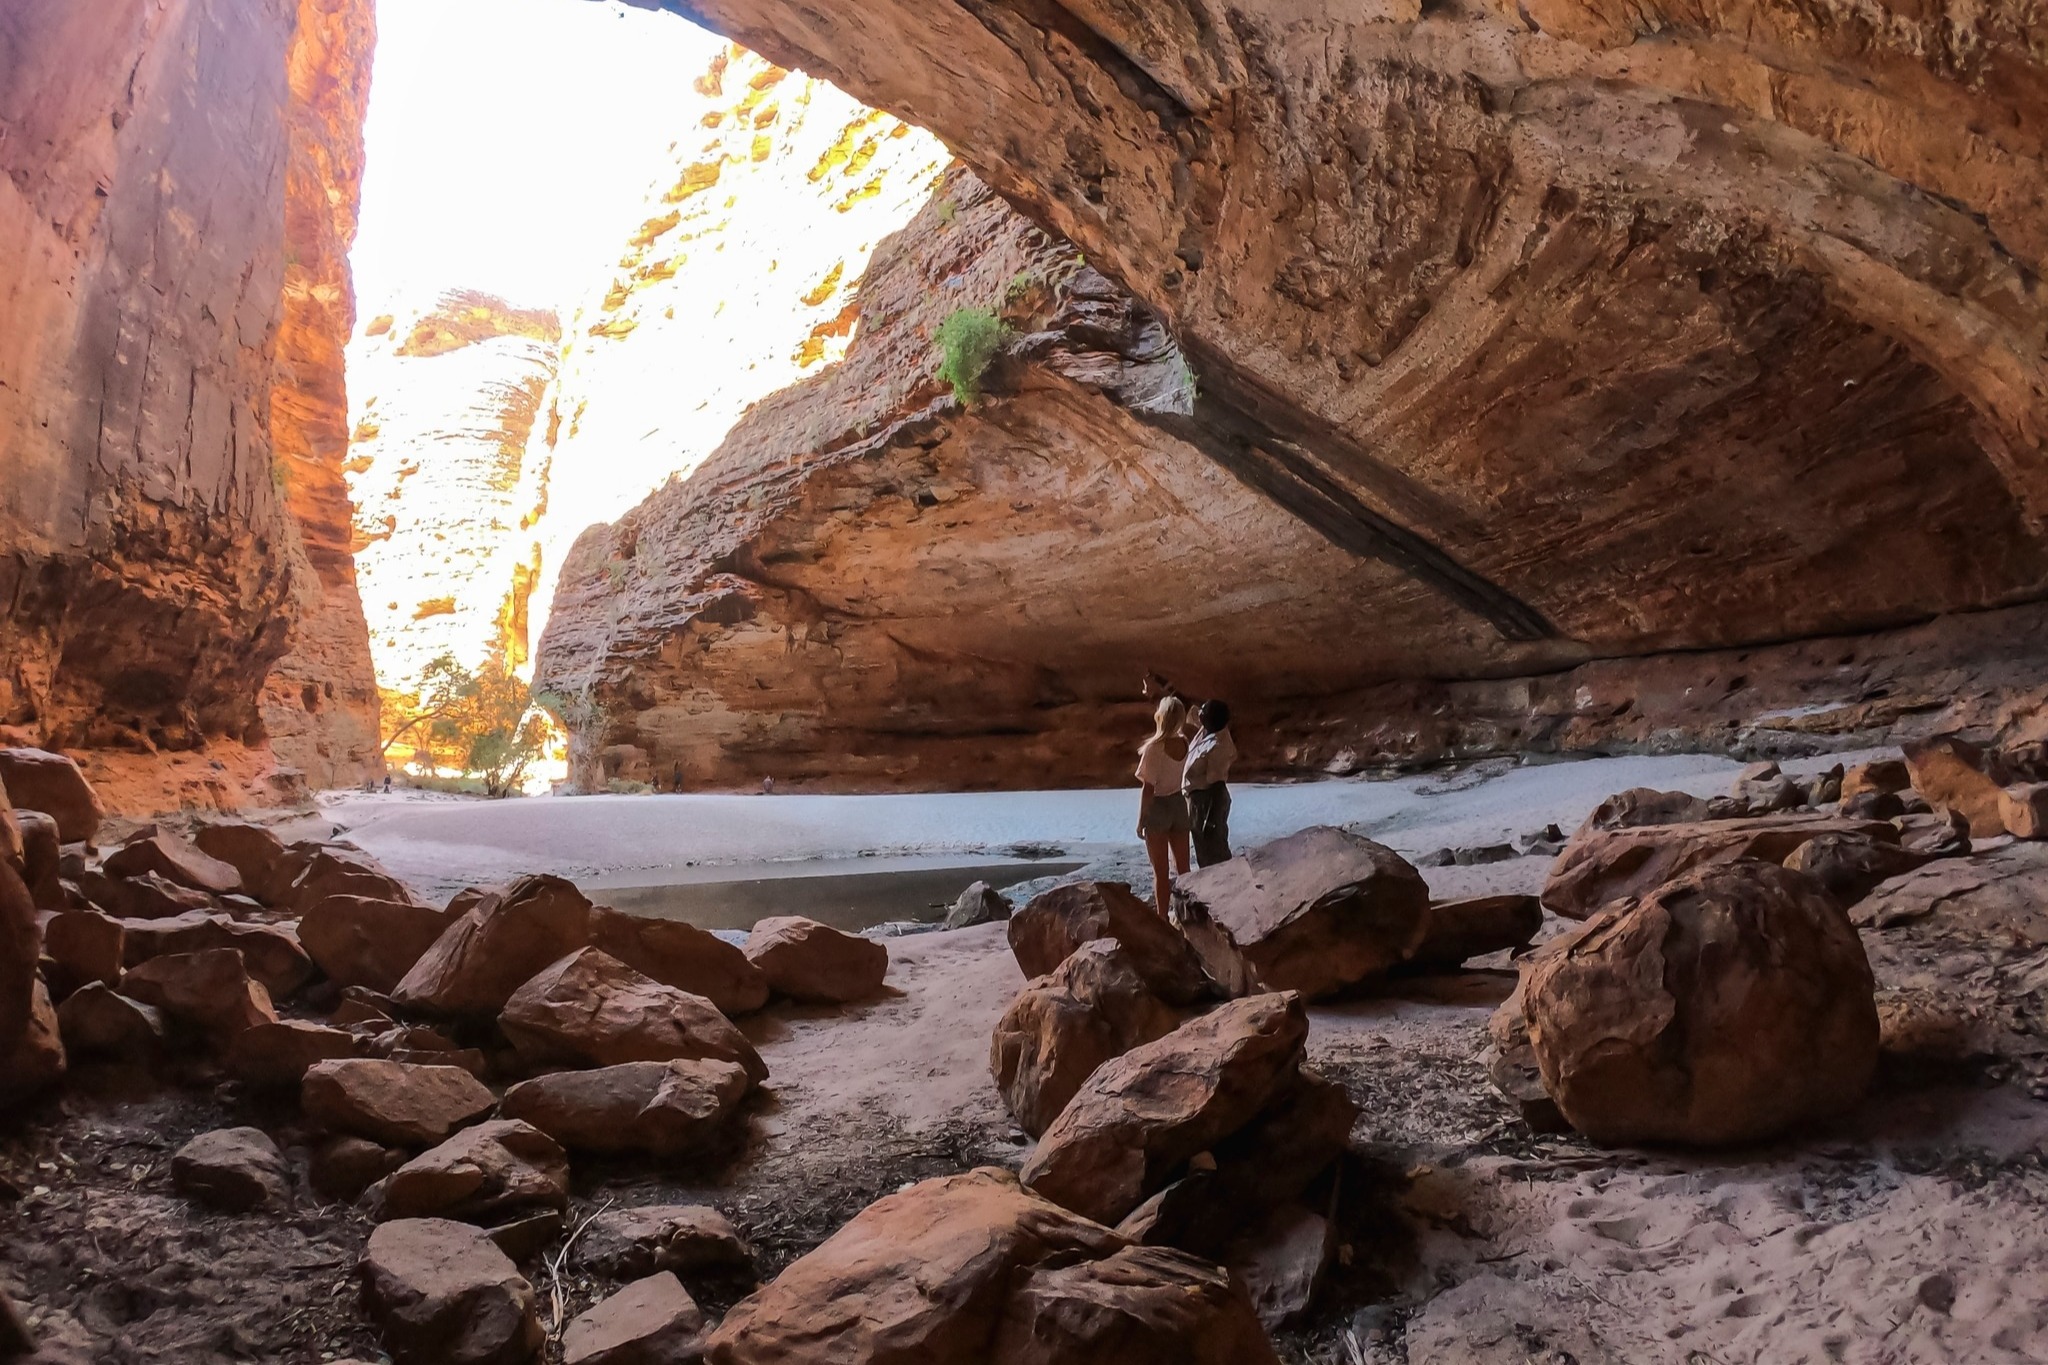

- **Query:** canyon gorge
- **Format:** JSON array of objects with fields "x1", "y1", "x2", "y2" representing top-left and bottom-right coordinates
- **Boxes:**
[{"x1": 4, "y1": 0, "x2": 2047, "y2": 803}]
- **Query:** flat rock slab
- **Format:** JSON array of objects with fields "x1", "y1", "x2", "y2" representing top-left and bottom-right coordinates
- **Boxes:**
[
  {"x1": 500, "y1": 1059, "x2": 749, "y2": 1158},
  {"x1": 563, "y1": 1272, "x2": 704, "y2": 1365},
  {"x1": 499, "y1": 947, "x2": 766, "y2": 1081},
  {"x1": 369, "y1": 1120, "x2": 569, "y2": 1225},
  {"x1": 172, "y1": 1127, "x2": 288, "y2": 1212},
  {"x1": 303, "y1": 1058, "x2": 497, "y2": 1147},
  {"x1": 573, "y1": 1204, "x2": 753, "y2": 1280},
  {"x1": 590, "y1": 906, "x2": 769, "y2": 1016},
  {"x1": 360, "y1": 1217, "x2": 543, "y2": 1365},
  {"x1": 743, "y1": 916, "x2": 887, "y2": 1004},
  {"x1": 105, "y1": 830, "x2": 243, "y2": 896}
]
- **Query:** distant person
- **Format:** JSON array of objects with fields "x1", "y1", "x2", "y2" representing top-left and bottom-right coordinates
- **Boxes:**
[
  {"x1": 1135, "y1": 695, "x2": 1191, "y2": 917},
  {"x1": 762, "y1": 776, "x2": 775, "y2": 795},
  {"x1": 383, "y1": 773, "x2": 392, "y2": 794},
  {"x1": 1184, "y1": 699, "x2": 1236, "y2": 867},
  {"x1": 672, "y1": 761, "x2": 685, "y2": 794}
]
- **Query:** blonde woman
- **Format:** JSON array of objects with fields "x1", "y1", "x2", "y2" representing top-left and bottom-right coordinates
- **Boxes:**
[{"x1": 1135, "y1": 695, "x2": 1192, "y2": 916}]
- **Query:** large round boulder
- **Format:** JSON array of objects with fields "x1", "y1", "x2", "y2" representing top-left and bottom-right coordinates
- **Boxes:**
[
  {"x1": 1008, "y1": 881, "x2": 1213, "y2": 1005},
  {"x1": 1523, "y1": 861, "x2": 1878, "y2": 1146}
]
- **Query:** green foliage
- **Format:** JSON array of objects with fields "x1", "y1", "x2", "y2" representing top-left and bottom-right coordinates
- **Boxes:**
[
  {"x1": 382, "y1": 652, "x2": 554, "y2": 798},
  {"x1": 934, "y1": 307, "x2": 1008, "y2": 406},
  {"x1": 936, "y1": 198, "x2": 957, "y2": 224},
  {"x1": 1005, "y1": 271, "x2": 1036, "y2": 303}
]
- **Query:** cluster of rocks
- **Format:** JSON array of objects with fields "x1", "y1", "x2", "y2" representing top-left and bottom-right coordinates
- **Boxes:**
[{"x1": 0, "y1": 745, "x2": 896, "y2": 1364}]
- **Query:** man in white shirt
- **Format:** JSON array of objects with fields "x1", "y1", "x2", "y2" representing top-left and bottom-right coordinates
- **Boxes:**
[{"x1": 1183, "y1": 699, "x2": 1237, "y2": 867}]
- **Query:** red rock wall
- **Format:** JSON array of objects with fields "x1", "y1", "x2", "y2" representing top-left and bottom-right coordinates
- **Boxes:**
[{"x1": 0, "y1": 0, "x2": 379, "y2": 807}]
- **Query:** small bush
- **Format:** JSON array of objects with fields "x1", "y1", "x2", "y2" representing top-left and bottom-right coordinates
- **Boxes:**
[{"x1": 935, "y1": 307, "x2": 1008, "y2": 406}]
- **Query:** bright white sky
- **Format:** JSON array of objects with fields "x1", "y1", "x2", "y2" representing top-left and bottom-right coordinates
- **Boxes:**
[{"x1": 352, "y1": 0, "x2": 726, "y2": 314}]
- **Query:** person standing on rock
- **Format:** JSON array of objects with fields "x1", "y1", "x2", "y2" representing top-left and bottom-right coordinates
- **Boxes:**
[
  {"x1": 1184, "y1": 699, "x2": 1236, "y2": 868},
  {"x1": 1135, "y1": 695, "x2": 1192, "y2": 917}
]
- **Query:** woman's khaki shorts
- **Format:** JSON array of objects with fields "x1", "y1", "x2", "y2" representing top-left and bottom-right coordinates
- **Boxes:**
[{"x1": 1141, "y1": 792, "x2": 1190, "y2": 836}]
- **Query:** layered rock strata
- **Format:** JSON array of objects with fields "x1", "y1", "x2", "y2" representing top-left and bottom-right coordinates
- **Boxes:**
[
  {"x1": 0, "y1": 0, "x2": 380, "y2": 806},
  {"x1": 540, "y1": 0, "x2": 2048, "y2": 785}
]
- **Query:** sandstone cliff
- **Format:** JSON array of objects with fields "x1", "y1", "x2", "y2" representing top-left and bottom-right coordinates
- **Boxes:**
[
  {"x1": 345, "y1": 293, "x2": 561, "y2": 690},
  {"x1": 0, "y1": 0, "x2": 380, "y2": 809}
]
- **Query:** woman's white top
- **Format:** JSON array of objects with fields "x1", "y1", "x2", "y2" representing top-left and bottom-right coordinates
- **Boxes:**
[
  {"x1": 1136, "y1": 737, "x2": 1185, "y2": 795},
  {"x1": 1184, "y1": 727, "x2": 1237, "y2": 789}
]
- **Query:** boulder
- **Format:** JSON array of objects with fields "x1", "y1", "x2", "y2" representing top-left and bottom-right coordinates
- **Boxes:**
[
  {"x1": 1406, "y1": 895, "x2": 1543, "y2": 971},
  {"x1": 500, "y1": 1059, "x2": 749, "y2": 1159},
  {"x1": 499, "y1": 948, "x2": 767, "y2": 1082},
  {"x1": 446, "y1": 887, "x2": 495, "y2": 918},
  {"x1": 563, "y1": 1273, "x2": 705, "y2": 1365},
  {"x1": 1841, "y1": 790, "x2": 1907, "y2": 820},
  {"x1": 226, "y1": 1020, "x2": 364, "y2": 1086},
  {"x1": 945, "y1": 880, "x2": 1012, "y2": 930},
  {"x1": 706, "y1": 1168, "x2": 1273, "y2": 1365},
  {"x1": 1732, "y1": 771, "x2": 1804, "y2": 815},
  {"x1": 1008, "y1": 882, "x2": 1214, "y2": 1006},
  {"x1": 42, "y1": 909, "x2": 123, "y2": 995},
  {"x1": 1172, "y1": 827, "x2": 1428, "y2": 1000},
  {"x1": 118, "y1": 913, "x2": 312, "y2": 997},
  {"x1": 574, "y1": 1205, "x2": 754, "y2": 1280},
  {"x1": 90, "y1": 870, "x2": 216, "y2": 919},
  {"x1": 360, "y1": 1218, "x2": 543, "y2": 1365},
  {"x1": 313, "y1": 1135, "x2": 409, "y2": 1203},
  {"x1": 1803, "y1": 764, "x2": 1846, "y2": 806},
  {"x1": 990, "y1": 939, "x2": 1185, "y2": 1136},
  {"x1": 1220, "y1": 1202, "x2": 1333, "y2": 1330},
  {"x1": 104, "y1": 831, "x2": 242, "y2": 896},
  {"x1": 1482, "y1": 981, "x2": 1569, "y2": 1133},
  {"x1": 369, "y1": 1120, "x2": 570, "y2": 1225},
  {"x1": 1524, "y1": 861, "x2": 1878, "y2": 1145},
  {"x1": 1998, "y1": 783, "x2": 2048, "y2": 840},
  {"x1": 1541, "y1": 813, "x2": 1896, "y2": 920},
  {"x1": 0, "y1": 1287, "x2": 32, "y2": 1358},
  {"x1": 1840, "y1": 759, "x2": 1912, "y2": 802},
  {"x1": 284, "y1": 845, "x2": 418, "y2": 913},
  {"x1": 122, "y1": 948, "x2": 276, "y2": 1036},
  {"x1": 0, "y1": 776, "x2": 18, "y2": 868},
  {"x1": 56, "y1": 983, "x2": 166, "y2": 1058},
  {"x1": 303, "y1": 1058, "x2": 497, "y2": 1147},
  {"x1": 1896, "y1": 807, "x2": 1972, "y2": 858},
  {"x1": 0, "y1": 749, "x2": 103, "y2": 843},
  {"x1": 1781, "y1": 833, "x2": 1931, "y2": 905},
  {"x1": 1901, "y1": 735, "x2": 2010, "y2": 837},
  {"x1": 301, "y1": 895, "x2": 454, "y2": 993},
  {"x1": 589, "y1": 906, "x2": 770, "y2": 1015},
  {"x1": 742, "y1": 916, "x2": 888, "y2": 1004},
  {"x1": 192, "y1": 823, "x2": 295, "y2": 905},
  {"x1": 1577, "y1": 787, "x2": 1711, "y2": 832},
  {"x1": 1021, "y1": 992, "x2": 1308, "y2": 1225},
  {"x1": 172, "y1": 1127, "x2": 288, "y2": 1212},
  {"x1": 393, "y1": 876, "x2": 593, "y2": 1018},
  {"x1": 0, "y1": 978, "x2": 65, "y2": 1101},
  {"x1": 16, "y1": 810, "x2": 62, "y2": 908},
  {"x1": 487, "y1": 1211, "x2": 566, "y2": 1264},
  {"x1": 0, "y1": 862, "x2": 33, "y2": 1065}
]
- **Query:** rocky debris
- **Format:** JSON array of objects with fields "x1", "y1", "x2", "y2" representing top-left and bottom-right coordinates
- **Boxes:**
[
  {"x1": 1579, "y1": 788, "x2": 1713, "y2": 832},
  {"x1": 1220, "y1": 1202, "x2": 1334, "y2": 1329},
  {"x1": 226, "y1": 1020, "x2": 364, "y2": 1086},
  {"x1": 1843, "y1": 790, "x2": 1908, "y2": 820},
  {"x1": 314, "y1": 1135, "x2": 410, "y2": 1203},
  {"x1": 1999, "y1": 784, "x2": 2048, "y2": 840},
  {"x1": 368, "y1": 1120, "x2": 569, "y2": 1226},
  {"x1": 1542, "y1": 813, "x2": 1897, "y2": 920},
  {"x1": 1173, "y1": 827, "x2": 1428, "y2": 1000},
  {"x1": 0, "y1": 1288, "x2": 34, "y2": 1357},
  {"x1": 1896, "y1": 808, "x2": 1973, "y2": 858},
  {"x1": 707, "y1": 1168, "x2": 1273, "y2": 1364},
  {"x1": 117, "y1": 913, "x2": 313, "y2": 998},
  {"x1": 1525, "y1": 862, "x2": 1879, "y2": 1145},
  {"x1": 360, "y1": 1218, "x2": 543, "y2": 1365},
  {"x1": 1450, "y1": 843, "x2": 1517, "y2": 866},
  {"x1": 1021, "y1": 992, "x2": 1309, "y2": 1225},
  {"x1": 1483, "y1": 983, "x2": 1568, "y2": 1133},
  {"x1": 1782, "y1": 833, "x2": 1932, "y2": 906},
  {"x1": 1406, "y1": 895, "x2": 1543, "y2": 971},
  {"x1": 562, "y1": 1273, "x2": 705, "y2": 1365},
  {"x1": 945, "y1": 881, "x2": 1012, "y2": 930},
  {"x1": 991, "y1": 939, "x2": 1186, "y2": 1136},
  {"x1": 41, "y1": 910, "x2": 123, "y2": 996},
  {"x1": 104, "y1": 830, "x2": 242, "y2": 896},
  {"x1": 172, "y1": 1127, "x2": 289, "y2": 1212},
  {"x1": 500, "y1": 1059, "x2": 750, "y2": 1158},
  {"x1": 0, "y1": 750, "x2": 103, "y2": 844},
  {"x1": 122, "y1": 949, "x2": 276, "y2": 1037},
  {"x1": 1902, "y1": 736, "x2": 2013, "y2": 837},
  {"x1": 193, "y1": 824, "x2": 297, "y2": 904},
  {"x1": 0, "y1": 978, "x2": 65, "y2": 1101},
  {"x1": 285, "y1": 846, "x2": 419, "y2": 914},
  {"x1": 15, "y1": 811, "x2": 62, "y2": 908},
  {"x1": 573, "y1": 1205, "x2": 754, "y2": 1281},
  {"x1": 1009, "y1": 882, "x2": 1213, "y2": 1006},
  {"x1": 55, "y1": 983, "x2": 167, "y2": 1058},
  {"x1": 301, "y1": 895, "x2": 454, "y2": 993},
  {"x1": 589, "y1": 907, "x2": 769, "y2": 1016},
  {"x1": 1841, "y1": 759, "x2": 1912, "y2": 802},
  {"x1": 1730, "y1": 762, "x2": 1805, "y2": 815},
  {"x1": 1515, "y1": 824, "x2": 1567, "y2": 856},
  {"x1": 1806, "y1": 764, "x2": 1847, "y2": 805},
  {"x1": 499, "y1": 948, "x2": 767, "y2": 1081},
  {"x1": 741, "y1": 916, "x2": 887, "y2": 1004},
  {"x1": 303, "y1": 1058, "x2": 497, "y2": 1147},
  {"x1": 394, "y1": 875, "x2": 592, "y2": 1018}
]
